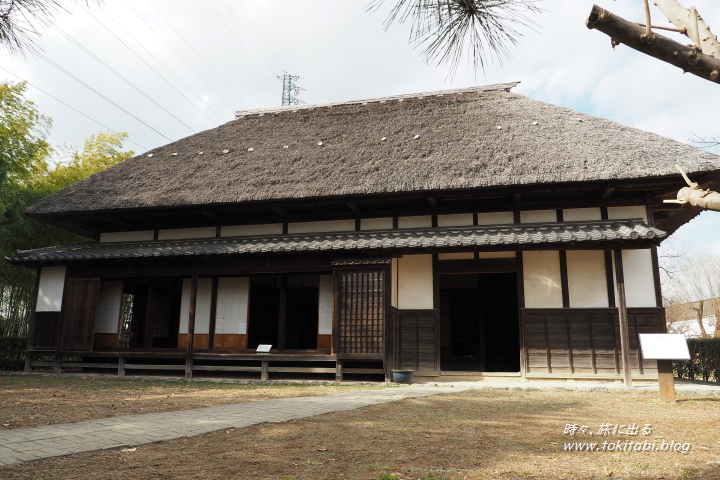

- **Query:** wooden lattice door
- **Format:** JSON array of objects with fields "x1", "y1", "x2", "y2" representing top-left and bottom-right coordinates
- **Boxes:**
[{"x1": 335, "y1": 268, "x2": 386, "y2": 355}]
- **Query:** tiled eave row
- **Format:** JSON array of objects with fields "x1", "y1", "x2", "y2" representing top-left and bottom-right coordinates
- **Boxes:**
[{"x1": 6, "y1": 220, "x2": 666, "y2": 266}]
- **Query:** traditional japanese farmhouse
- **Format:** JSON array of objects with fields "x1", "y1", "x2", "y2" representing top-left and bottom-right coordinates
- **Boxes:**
[{"x1": 8, "y1": 82, "x2": 720, "y2": 382}]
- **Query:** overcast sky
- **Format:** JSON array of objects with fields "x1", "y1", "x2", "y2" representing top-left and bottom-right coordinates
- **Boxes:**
[{"x1": 2, "y1": 0, "x2": 720, "y2": 257}]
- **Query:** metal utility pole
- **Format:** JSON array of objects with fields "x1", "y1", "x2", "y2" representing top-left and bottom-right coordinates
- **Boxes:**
[{"x1": 278, "y1": 72, "x2": 303, "y2": 106}]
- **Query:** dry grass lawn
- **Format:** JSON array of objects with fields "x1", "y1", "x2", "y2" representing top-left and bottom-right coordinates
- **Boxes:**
[
  {"x1": 1, "y1": 380, "x2": 719, "y2": 480},
  {"x1": 0, "y1": 375, "x2": 377, "y2": 429}
]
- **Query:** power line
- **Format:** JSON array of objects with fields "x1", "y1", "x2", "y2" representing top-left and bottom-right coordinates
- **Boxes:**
[
  {"x1": 54, "y1": 26, "x2": 198, "y2": 135},
  {"x1": 34, "y1": 52, "x2": 173, "y2": 141},
  {"x1": 0, "y1": 66, "x2": 148, "y2": 151},
  {"x1": 219, "y1": 0, "x2": 279, "y2": 77},
  {"x1": 80, "y1": 3, "x2": 228, "y2": 124},
  {"x1": 146, "y1": 0, "x2": 248, "y2": 109},
  {"x1": 235, "y1": 0, "x2": 285, "y2": 73},
  {"x1": 120, "y1": 0, "x2": 249, "y2": 110},
  {"x1": 204, "y1": 0, "x2": 280, "y2": 95}
]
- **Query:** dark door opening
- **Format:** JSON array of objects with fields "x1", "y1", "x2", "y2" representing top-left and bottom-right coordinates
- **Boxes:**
[
  {"x1": 247, "y1": 274, "x2": 320, "y2": 350},
  {"x1": 440, "y1": 272, "x2": 520, "y2": 372},
  {"x1": 119, "y1": 278, "x2": 182, "y2": 349},
  {"x1": 284, "y1": 275, "x2": 318, "y2": 349},
  {"x1": 247, "y1": 276, "x2": 281, "y2": 349}
]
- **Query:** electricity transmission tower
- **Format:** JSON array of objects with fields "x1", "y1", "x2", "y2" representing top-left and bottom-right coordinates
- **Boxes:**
[{"x1": 278, "y1": 72, "x2": 304, "y2": 106}]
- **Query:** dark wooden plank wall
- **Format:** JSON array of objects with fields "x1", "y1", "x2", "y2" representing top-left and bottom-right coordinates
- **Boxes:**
[
  {"x1": 336, "y1": 268, "x2": 385, "y2": 354},
  {"x1": 522, "y1": 307, "x2": 663, "y2": 375},
  {"x1": 394, "y1": 309, "x2": 439, "y2": 374},
  {"x1": 60, "y1": 278, "x2": 100, "y2": 352},
  {"x1": 31, "y1": 312, "x2": 61, "y2": 349}
]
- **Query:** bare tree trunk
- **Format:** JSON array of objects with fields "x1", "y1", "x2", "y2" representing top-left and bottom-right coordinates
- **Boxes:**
[
  {"x1": 694, "y1": 300, "x2": 709, "y2": 337},
  {"x1": 654, "y1": 0, "x2": 720, "y2": 58},
  {"x1": 711, "y1": 297, "x2": 720, "y2": 337},
  {"x1": 675, "y1": 186, "x2": 720, "y2": 211},
  {"x1": 587, "y1": 5, "x2": 720, "y2": 84}
]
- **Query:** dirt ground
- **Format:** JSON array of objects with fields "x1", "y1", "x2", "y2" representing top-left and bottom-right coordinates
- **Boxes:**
[
  {"x1": 1, "y1": 383, "x2": 719, "y2": 480},
  {"x1": 0, "y1": 375, "x2": 377, "y2": 429}
]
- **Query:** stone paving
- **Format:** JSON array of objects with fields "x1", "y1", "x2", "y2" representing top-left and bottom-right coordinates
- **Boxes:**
[
  {"x1": 0, "y1": 385, "x2": 468, "y2": 466},
  {"x1": 1, "y1": 378, "x2": 718, "y2": 467}
]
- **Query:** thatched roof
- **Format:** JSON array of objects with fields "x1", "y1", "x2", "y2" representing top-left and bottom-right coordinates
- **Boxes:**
[
  {"x1": 7, "y1": 220, "x2": 664, "y2": 266},
  {"x1": 26, "y1": 82, "x2": 720, "y2": 215}
]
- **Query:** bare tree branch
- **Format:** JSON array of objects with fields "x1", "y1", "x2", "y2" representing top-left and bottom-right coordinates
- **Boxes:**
[
  {"x1": 654, "y1": 0, "x2": 720, "y2": 58},
  {"x1": 586, "y1": 5, "x2": 720, "y2": 85},
  {"x1": 690, "y1": 133, "x2": 720, "y2": 148}
]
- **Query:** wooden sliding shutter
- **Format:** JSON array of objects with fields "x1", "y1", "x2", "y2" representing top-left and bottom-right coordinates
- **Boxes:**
[
  {"x1": 61, "y1": 278, "x2": 100, "y2": 352},
  {"x1": 336, "y1": 268, "x2": 386, "y2": 354},
  {"x1": 394, "y1": 309, "x2": 439, "y2": 374}
]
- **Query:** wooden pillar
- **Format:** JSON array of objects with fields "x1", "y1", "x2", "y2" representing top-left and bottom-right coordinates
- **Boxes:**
[
  {"x1": 143, "y1": 280, "x2": 156, "y2": 348},
  {"x1": 277, "y1": 276, "x2": 287, "y2": 350},
  {"x1": 118, "y1": 357, "x2": 126, "y2": 377},
  {"x1": 185, "y1": 264, "x2": 199, "y2": 380},
  {"x1": 657, "y1": 359, "x2": 676, "y2": 402},
  {"x1": 261, "y1": 360, "x2": 269, "y2": 381},
  {"x1": 613, "y1": 250, "x2": 633, "y2": 388},
  {"x1": 208, "y1": 277, "x2": 219, "y2": 350},
  {"x1": 25, "y1": 272, "x2": 41, "y2": 373}
]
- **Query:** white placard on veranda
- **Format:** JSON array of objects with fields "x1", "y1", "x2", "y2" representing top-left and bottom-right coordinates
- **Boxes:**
[{"x1": 639, "y1": 334, "x2": 691, "y2": 360}]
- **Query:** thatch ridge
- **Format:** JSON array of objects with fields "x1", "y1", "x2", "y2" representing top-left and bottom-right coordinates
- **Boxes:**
[{"x1": 25, "y1": 84, "x2": 720, "y2": 215}]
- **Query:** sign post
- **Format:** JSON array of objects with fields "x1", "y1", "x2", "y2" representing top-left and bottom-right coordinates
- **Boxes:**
[{"x1": 638, "y1": 334, "x2": 691, "y2": 403}]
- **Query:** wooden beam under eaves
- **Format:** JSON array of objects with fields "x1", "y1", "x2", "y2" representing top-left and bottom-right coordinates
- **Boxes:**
[
  {"x1": 346, "y1": 200, "x2": 361, "y2": 213},
  {"x1": 428, "y1": 195, "x2": 437, "y2": 208},
  {"x1": 514, "y1": 192, "x2": 522, "y2": 204},
  {"x1": 136, "y1": 213, "x2": 155, "y2": 224},
  {"x1": 602, "y1": 186, "x2": 615, "y2": 200},
  {"x1": 270, "y1": 204, "x2": 287, "y2": 216},
  {"x1": 107, "y1": 216, "x2": 133, "y2": 227},
  {"x1": 202, "y1": 209, "x2": 221, "y2": 221}
]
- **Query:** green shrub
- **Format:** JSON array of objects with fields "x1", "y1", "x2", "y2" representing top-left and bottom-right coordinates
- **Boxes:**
[
  {"x1": 674, "y1": 338, "x2": 720, "y2": 382},
  {"x1": 0, "y1": 337, "x2": 27, "y2": 371}
]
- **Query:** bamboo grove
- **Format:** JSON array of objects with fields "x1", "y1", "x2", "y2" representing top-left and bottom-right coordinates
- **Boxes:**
[{"x1": 0, "y1": 81, "x2": 133, "y2": 337}]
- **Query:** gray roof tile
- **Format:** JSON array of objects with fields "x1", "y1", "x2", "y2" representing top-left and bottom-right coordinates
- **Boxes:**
[{"x1": 6, "y1": 220, "x2": 665, "y2": 266}]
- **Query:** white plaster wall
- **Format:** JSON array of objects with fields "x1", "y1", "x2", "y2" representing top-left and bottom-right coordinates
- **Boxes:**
[
  {"x1": 288, "y1": 219, "x2": 355, "y2": 234},
  {"x1": 391, "y1": 258, "x2": 398, "y2": 308},
  {"x1": 158, "y1": 227, "x2": 216, "y2": 241},
  {"x1": 476, "y1": 211, "x2": 514, "y2": 225},
  {"x1": 36, "y1": 266, "x2": 66, "y2": 312},
  {"x1": 563, "y1": 208, "x2": 602, "y2": 222},
  {"x1": 522, "y1": 251, "x2": 563, "y2": 308},
  {"x1": 221, "y1": 224, "x2": 283, "y2": 237},
  {"x1": 438, "y1": 252, "x2": 474, "y2": 260},
  {"x1": 179, "y1": 278, "x2": 213, "y2": 334},
  {"x1": 478, "y1": 251, "x2": 516, "y2": 259},
  {"x1": 621, "y1": 249, "x2": 657, "y2": 307},
  {"x1": 398, "y1": 216, "x2": 432, "y2": 229},
  {"x1": 94, "y1": 281, "x2": 123, "y2": 334},
  {"x1": 437, "y1": 213, "x2": 473, "y2": 227},
  {"x1": 99, "y1": 231, "x2": 154, "y2": 243},
  {"x1": 318, "y1": 275, "x2": 333, "y2": 335},
  {"x1": 608, "y1": 206, "x2": 648, "y2": 222},
  {"x1": 361, "y1": 217, "x2": 393, "y2": 230},
  {"x1": 566, "y1": 251, "x2": 608, "y2": 308},
  {"x1": 521, "y1": 210, "x2": 557, "y2": 223},
  {"x1": 397, "y1": 255, "x2": 434, "y2": 309},
  {"x1": 215, "y1": 277, "x2": 249, "y2": 335}
]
